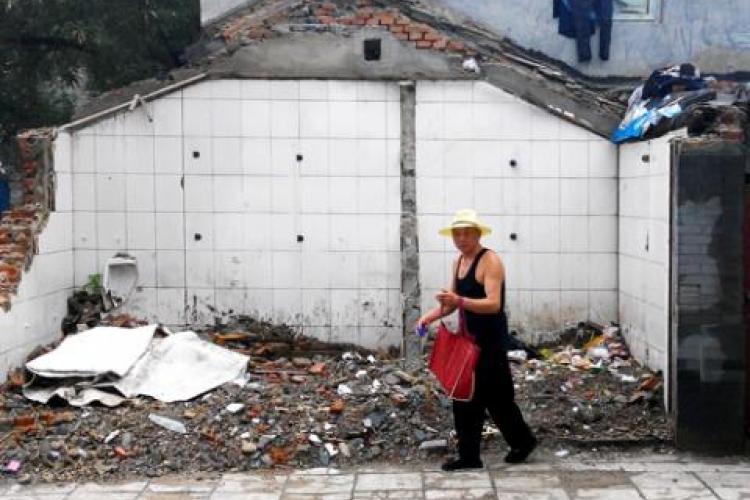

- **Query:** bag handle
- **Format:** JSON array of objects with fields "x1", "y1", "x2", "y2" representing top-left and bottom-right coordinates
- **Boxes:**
[{"x1": 439, "y1": 302, "x2": 472, "y2": 339}]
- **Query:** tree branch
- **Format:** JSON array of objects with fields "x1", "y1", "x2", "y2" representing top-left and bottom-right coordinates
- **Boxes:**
[{"x1": 0, "y1": 35, "x2": 89, "y2": 52}]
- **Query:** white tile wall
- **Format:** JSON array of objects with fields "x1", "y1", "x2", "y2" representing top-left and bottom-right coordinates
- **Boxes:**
[
  {"x1": 618, "y1": 132, "x2": 683, "y2": 377},
  {"x1": 0, "y1": 170, "x2": 75, "y2": 375},
  {"x1": 64, "y1": 79, "x2": 623, "y2": 348},
  {"x1": 416, "y1": 81, "x2": 618, "y2": 334},
  {"x1": 74, "y1": 79, "x2": 404, "y2": 346}
]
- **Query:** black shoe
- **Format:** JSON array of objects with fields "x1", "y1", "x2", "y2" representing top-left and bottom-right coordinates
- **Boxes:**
[
  {"x1": 441, "y1": 458, "x2": 484, "y2": 472},
  {"x1": 504, "y1": 437, "x2": 537, "y2": 464}
]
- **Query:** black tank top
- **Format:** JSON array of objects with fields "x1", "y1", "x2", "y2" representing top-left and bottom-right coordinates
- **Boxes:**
[{"x1": 454, "y1": 248, "x2": 509, "y2": 349}]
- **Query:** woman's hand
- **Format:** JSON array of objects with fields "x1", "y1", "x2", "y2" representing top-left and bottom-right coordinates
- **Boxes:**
[
  {"x1": 436, "y1": 288, "x2": 463, "y2": 309},
  {"x1": 415, "y1": 313, "x2": 433, "y2": 329}
]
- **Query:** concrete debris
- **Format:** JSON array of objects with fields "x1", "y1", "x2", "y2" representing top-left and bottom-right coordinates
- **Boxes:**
[
  {"x1": 148, "y1": 414, "x2": 187, "y2": 434},
  {"x1": 0, "y1": 317, "x2": 670, "y2": 484},
  {"x1": 462, "y1": 57, "x2": 480, "y2": 74}
]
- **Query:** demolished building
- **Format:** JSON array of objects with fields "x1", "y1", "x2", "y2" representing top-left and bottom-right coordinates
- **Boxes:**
[{"x1": 0, "y1": 0, "x2": 748, "y2": 452}]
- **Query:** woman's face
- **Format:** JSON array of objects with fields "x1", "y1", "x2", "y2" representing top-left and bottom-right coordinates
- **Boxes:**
[{"x1": 451, "y1": 226, "x2": 481, "y2": 253}]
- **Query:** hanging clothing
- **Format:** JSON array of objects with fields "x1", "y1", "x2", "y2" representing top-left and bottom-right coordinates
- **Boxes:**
[{"x1": 553, "y1": 0, "x2": 613, "y2": 62}]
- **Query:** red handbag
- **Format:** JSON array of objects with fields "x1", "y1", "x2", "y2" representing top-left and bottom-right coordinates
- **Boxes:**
[{"x1": 428, "y1": 309, "x2": 481, "y2": 402}]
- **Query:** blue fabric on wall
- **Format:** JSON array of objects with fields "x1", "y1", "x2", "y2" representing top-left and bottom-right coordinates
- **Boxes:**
[{"x1": 553, "y1": 0, "x2": 613, "y2": 61}]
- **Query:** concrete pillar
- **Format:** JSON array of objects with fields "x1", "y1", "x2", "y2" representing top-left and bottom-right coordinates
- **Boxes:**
[{"x1": 399, "y1": 81, "x2": 421, "y2": 361}]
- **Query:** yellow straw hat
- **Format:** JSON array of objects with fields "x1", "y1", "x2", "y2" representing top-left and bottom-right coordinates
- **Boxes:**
[{"x1": 438, "y1": 209, "x2": 492, "y2": 237}]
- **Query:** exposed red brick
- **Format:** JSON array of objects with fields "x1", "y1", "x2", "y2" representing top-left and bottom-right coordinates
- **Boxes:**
[
  {"x1": 393, "y1": 32, "x2": 409, "y2": 41},
  {"x1": 389, "y1": 25, "x2": 405, "y2": 33},
  {"x1": 0, "y1": 230, "x2": 11, "y2": 245},
  {"x1": 378, "y1": 13, "x2": 395, "y2": 25},
  {"x1": 351, "y1": 16, "x2": 366, "y2": 25},
  {"x1": 423, "y1": 31, "x2": 441, "y2": 42},
  {"x1": 408, "y1": 31, "x2": 423, "y2": 41},
  {"x1": 22, "y1": 160, "x2": 36, "y2": 175},
  {"x1": 321, "y1": 1, "x2": 337, "y2": 11},
  {"x1": 0, "y1": 264, "x2": 21, "y2": 284},
  {"x1": 338, "y1": 16, "x2": 353, "y2": 25},
  {"x1": 247, "y1": 27, "x2": 268, "y2": 39},
  {"x1": 17, "y1": 139, "x2": 32, "y2": 160},
  {"x1": 447, "y1": 40, "x2": 465, "y2": 52},
  {"x1": 395, "y1": 16, "x2": 411, "y2": 25},
  {"x1": 416, "y1": 40, "x2": 432, "y2": 49},
  {"x1": 432, "y1": 38, "x2": 448, "y2": 50},
  {"x1": 365, "y1": 16, "x2": 380, "y2": 25},
  {"x1": 356, "y1": 7, "x2": 374, "y2": 17},
  {"x1": 318, "y1": 15, "x2": 335, "y2": 24}
]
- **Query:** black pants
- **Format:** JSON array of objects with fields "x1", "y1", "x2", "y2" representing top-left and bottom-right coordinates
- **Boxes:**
[{"x1": 452, "y1": 344, "x2": 534, "y2": 461}]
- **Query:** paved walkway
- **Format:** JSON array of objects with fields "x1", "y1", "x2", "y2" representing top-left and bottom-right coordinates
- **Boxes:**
[{"x1": 1, "y1": 451, "x2": 749, "y2": 499}]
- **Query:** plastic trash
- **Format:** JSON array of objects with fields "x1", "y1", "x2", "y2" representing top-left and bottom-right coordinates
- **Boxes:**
[
  {"x1": 462, "y1": 57, "x2": 480, "y2": 74},
  {"x1": 225, "y1": 403, "x2": 244, "y2": 414},
  {"x1": 416, "y1": 324, "x2": 428, "y2": 338},
  {"x1": 104, "y1": 430, "x2": 120, "y2": 444},
  {"x1": 148, "y1": 414, "x2": 187, "y2": 434},
  {"x1": 336, "y1": 384, "x2": 352, "y2": 396},
  {"x1": 507, "y1": 350, "x2": 528, "y2": 363},
  {"x1": 4, "y1": 460, "x2": 21, "y2": 473},
  {"x1": 555, "y1": 449, "x2": 570, "y2": 458},
  {"x1": 308, "y1": 434, "x2": 322, "y2": 446}
]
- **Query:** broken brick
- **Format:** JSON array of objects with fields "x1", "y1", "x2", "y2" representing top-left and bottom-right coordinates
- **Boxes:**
[
  {"x1": 423, "y1": 31, "x2": 441, "y2": 42},
  {"x1": 447, "y1": 40, "x2": 466, "y2": 52},
  {"x1": 329, "y1": 399, "x2": 346, "y2": 414},
  {"x1": 308, "y1": 362, "x2": 326, "y2": 375},
  {"x1": 378, "y1": 13, "x2": 395, "y2": 25},
  {"x1": 432, "y1": 38, "x2": 448, "y2": 50}
]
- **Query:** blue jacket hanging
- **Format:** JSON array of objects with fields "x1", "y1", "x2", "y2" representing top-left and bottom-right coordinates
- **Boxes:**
[{"x1": 553, "y1": 0, "x2": 612, "y2": 62}]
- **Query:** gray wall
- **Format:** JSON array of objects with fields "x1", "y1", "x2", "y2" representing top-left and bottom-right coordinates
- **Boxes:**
[
  {"x1": 672, "y1": 140, "x2": 746, "y2": 452},
  {"x1": 437, "y1": 0, "x2": 750, "y2": 77},
  {"x1": 201, "y1": 0, "x2": 256, "y2": 26}
]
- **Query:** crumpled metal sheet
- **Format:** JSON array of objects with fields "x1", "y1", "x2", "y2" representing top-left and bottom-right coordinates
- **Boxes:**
[
  {"x1": 26, "y1": 325, "x2": 158, "y2": 378},
  {"x1": 23, "y1": 327, "x2": 248, "y2": 406},
  {"x1": 23, "y1": 386, "x2": 125, "y2": 407},
  {"x1": 114, "y1": 331, "x2": 249, "y2": 403}
]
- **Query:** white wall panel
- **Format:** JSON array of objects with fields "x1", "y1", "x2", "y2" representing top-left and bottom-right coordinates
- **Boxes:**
[{"x1": 416, "y1": 81, "x2": 618, "y2": 334}]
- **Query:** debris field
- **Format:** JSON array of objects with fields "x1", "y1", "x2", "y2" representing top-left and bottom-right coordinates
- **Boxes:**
[{"x1": 0, "y1": 313, "x2": 670, "y2": 484}]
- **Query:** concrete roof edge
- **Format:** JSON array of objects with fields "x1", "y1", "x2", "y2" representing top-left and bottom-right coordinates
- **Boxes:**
[{"x1": 58, "y1": 73, "x2": 208, "y2": 132}]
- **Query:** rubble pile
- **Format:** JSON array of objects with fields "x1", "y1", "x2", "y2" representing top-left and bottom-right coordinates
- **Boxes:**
[
  {"x1": 0, "y1": 318, "x2": 670, "y2": 483},
  {"x1": 511, "y1": 323, "x2": 671, "y2": 445}
]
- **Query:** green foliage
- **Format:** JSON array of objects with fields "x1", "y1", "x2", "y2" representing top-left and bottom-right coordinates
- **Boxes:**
[
  {"x1": 83, "y1": 273, "x2": 102, "y2": 294},
  {"x1": 0, "y1": 0, "x2": 200, "y2": 140}
]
